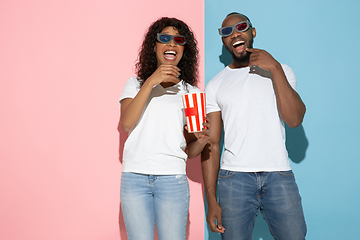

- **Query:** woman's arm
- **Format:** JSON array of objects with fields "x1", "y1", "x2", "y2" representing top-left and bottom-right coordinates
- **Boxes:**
[{"x1": 120, "y1": 65, "x2": 181, "y2": 132}]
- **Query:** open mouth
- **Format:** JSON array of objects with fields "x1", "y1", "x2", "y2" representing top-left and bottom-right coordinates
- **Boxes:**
[
  {"x1": 232, "y1": 40, "x2": 245, "y2": 51},
  {"x1": 164, "y1": 50, "x2": 177, "y2": 60}
]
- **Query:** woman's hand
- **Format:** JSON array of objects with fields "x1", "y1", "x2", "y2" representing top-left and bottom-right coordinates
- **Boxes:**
[
  {"x1": 184, "y1": 117, "x2": 210, "y2": 158},
  {"x1": 193, "y1": 118, "x2": 210, "y2": 144},
  {"x1": 147, "y1": 64, "x2": 181, "y2": 87}
]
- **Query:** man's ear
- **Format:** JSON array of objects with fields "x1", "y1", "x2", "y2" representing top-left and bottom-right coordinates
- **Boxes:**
[{"x1": 252, "y1": 27, "x2": 256, "y2": 38}]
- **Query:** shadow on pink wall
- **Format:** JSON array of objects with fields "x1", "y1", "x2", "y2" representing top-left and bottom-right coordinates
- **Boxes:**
[{"x1": 117, "y1": 119, "x2": 205, "y2": 240}]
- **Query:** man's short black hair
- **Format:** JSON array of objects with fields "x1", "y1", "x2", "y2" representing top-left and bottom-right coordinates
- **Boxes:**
[{"x1": 226, "y1": 12, "x2": 252, "y2": 27}]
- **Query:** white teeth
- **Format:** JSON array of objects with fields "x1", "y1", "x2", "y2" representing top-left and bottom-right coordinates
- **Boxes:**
[
  {"x1": 164, "y1": 50, "x2": 177, "y2": 60},
  {"x1": 164, "y1": 50, "x2": 176, "y2": 55},
  {"x1": 233, "y1": 41, "x2": 244, "y2": 47}
]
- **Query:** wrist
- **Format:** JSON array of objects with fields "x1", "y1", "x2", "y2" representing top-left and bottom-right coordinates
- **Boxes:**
[
  {"x1": 205, "y1": 191, "x2": 218, "y2": 203},
  {"x1": 143, "y1": 79, "x2": 157, "y2": 89},
  {"x1": 269, "y1": 61, "x2": 282, "y2": 73},
  {"x1": 207, "y1": 197, "x2": 219, "y2": 206}
]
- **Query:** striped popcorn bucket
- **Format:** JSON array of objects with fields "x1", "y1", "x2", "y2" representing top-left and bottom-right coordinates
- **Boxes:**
[{"x1": 182, "y1": 92, "x2": 206, "y2": 133}]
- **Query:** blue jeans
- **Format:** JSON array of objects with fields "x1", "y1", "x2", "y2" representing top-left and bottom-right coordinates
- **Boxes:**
[
  {"x1": 218, "y1": 170, "x2": 307, "y2": 240},
  {"x1": 120, "y1": 172, "x2": 190, "y2": 240}
]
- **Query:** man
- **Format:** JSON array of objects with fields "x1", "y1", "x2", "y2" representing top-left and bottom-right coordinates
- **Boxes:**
[{"x1": 201, "y1": 12, "x2": 307, "y2": 240}]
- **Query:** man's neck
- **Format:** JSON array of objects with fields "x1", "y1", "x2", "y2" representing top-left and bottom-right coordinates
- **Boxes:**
[{"x1": 229, "y1": 60, "x2": 249, "y2": 69}]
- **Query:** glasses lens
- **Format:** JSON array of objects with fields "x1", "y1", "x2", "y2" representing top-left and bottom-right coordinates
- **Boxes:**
[
  {"x1": 221, "y1": 27, "x2": 233, "y2": 36},
  {"x1": 159, "y1": 34, "x2": 171, "y2": 43},
  {"x1": 235, "y1": 22, "x2": 248, "y2": 32},
  {"x1": 174, "y1": 36, "x2": 185, "y2": 44}
]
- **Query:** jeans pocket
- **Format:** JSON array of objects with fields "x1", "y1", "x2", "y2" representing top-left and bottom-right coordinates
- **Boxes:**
[
  {"x1": 218, "y1": 169, "x2": 236, "y2": 179},
  {"x1": 277, "y1": 170, "x2": 294, "y2": 177}
]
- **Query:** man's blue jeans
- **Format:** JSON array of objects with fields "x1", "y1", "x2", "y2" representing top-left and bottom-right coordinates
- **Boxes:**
[
  {"x1": 218, "y1": 170, "x2": 307, "y2": 240},
  {"x1": 120, "y1": 172, "x2": 189, "y2": 240}
]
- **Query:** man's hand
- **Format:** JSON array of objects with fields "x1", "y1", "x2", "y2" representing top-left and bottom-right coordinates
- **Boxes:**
[
  {"x1": 246, "y1": 48, "x2": 280, "y2": 72},
  {"x1": 206, "y1": 200, "x2": 225, "y2": 233}
]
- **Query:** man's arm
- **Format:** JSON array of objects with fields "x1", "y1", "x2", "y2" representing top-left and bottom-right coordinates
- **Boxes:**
[
  {"x1": 246, "y1": 48, "x2": 306, "y2": 128},
  {"x1": 201, "y1": 111, "x2": 225, "y2": 233}
]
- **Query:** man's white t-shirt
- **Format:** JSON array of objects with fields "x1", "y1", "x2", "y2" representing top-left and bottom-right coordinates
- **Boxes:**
[
  {"x1": 205, "y1": 64, "x2": 296, "y2": 172},
  {"x1": 120, "y1": 77, "x2": 201, "y2": 175}
]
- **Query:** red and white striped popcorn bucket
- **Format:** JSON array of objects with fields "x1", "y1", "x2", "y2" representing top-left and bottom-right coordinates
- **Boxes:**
[{"x1": 182, "y1": 92, "x2": 206, "y2": 133}]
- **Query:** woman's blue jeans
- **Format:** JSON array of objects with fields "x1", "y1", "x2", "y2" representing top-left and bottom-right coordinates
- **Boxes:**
[
  {"x1": 120, "y1": 172, "x2": 189, "y2": 240},
  {"x1": 218, "y1": 170, "x2": 307, "y2": 240}
]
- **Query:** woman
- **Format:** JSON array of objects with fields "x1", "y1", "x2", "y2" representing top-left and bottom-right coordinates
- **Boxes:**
[{"x1": 119, "y1": 17, "x2": 208, "y2": 240}]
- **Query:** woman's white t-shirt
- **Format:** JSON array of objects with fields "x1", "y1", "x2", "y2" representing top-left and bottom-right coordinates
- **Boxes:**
[{"x1": 120, "y1": 77, "x2": 201, "y2": 175}]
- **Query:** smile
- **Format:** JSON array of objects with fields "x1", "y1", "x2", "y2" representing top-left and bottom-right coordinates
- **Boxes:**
[
  {"x1": 233, "y1": 40, "x2": 245, "y2": 48},
  {"x1": 164, "y1": 50, "x2": 177, "y2": 60}
]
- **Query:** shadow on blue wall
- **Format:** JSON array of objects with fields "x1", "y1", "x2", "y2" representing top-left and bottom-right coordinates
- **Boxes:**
[
  {"x1": 219, "y1": 45, "x2": 232, "y2": 67},
  {"x1": 204, "y1": 47, "x2": 308, "y2": 240},
  {"x1": 285, "y1": 124, "x2": 308, "y2": 163}
]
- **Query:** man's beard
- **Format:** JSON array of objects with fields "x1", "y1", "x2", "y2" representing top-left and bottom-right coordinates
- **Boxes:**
[
  {"x1": 231, "y1": 50, "x2": 250, "y2": 64},
  {"x1": 227, "y1": 39, "x2": 253, "y2": 65}
]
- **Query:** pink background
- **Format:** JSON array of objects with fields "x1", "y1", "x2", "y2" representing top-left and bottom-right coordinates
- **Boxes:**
[{"x1": 0, "y1": 0, "x2": 205, "y2": 239}]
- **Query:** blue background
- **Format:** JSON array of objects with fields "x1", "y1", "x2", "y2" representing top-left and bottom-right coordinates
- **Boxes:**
[{"x1": 204, "y1": 0, "x2": 360, "y2": 239}]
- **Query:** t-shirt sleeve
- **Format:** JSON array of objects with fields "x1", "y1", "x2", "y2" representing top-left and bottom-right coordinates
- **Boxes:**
[
  {"x1": 119, "y1": 77, "x2": 140, "y2": 103},
  {"x1": 205, "y1": 80, "x2": 221, "y2": 114},
  {"x1": 281, "y1": 64, "x2": 297, "y2": 91}
]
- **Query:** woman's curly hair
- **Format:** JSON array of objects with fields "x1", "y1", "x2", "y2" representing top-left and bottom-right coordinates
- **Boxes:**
[{"x1": 135, "y1": 17, "x2": 199, "y2": 87}]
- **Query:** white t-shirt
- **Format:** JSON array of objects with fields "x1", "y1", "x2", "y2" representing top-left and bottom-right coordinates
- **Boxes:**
[
  {"x1": 119, "y1": 77, "x2": 201, "y2": 175},
  {"x1": 205, "y1": 64, "x2": 296, "y2": 172}
]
